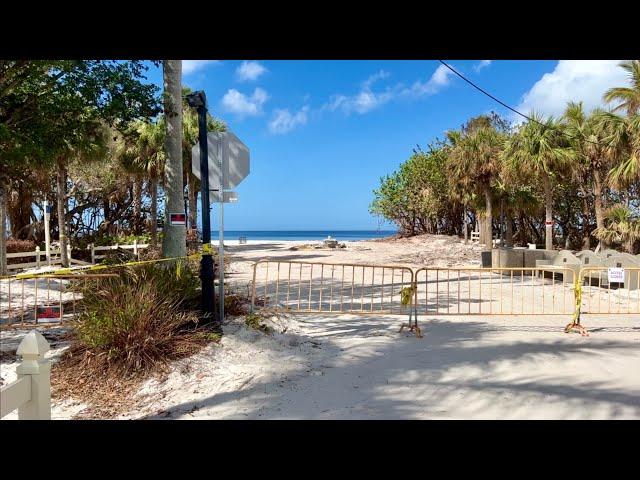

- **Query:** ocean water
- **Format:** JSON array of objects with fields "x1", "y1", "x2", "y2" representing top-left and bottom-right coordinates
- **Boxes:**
[{"x1": 210, "y1": 230, "x2": 397, "y2": 241}]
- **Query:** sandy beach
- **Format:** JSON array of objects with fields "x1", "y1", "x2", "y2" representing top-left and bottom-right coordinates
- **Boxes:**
[{"x1": 2, "y1": 234, "x2": 639, "y2": 419}]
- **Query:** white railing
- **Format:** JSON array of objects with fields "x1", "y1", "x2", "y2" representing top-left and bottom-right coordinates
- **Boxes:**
[
  {"x1": 0, "y1": 330, "x2": 51, "y2": 420},
  {"x1": 470, "y1": 231, "x2": 480, "y2": 242},
  {"x1": 87, "y1": 240, "x2": 149, "y2": 264},
  {"x1": 6, "y1": 245, "x2": 71, "y2": 271}
]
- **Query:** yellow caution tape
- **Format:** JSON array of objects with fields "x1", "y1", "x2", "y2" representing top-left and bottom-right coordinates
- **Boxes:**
[{"x1": 3, "y1": 253, "x2": 202, "y2": 280}]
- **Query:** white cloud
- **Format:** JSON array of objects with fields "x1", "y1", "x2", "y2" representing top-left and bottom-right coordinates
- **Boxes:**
[
  {"x1": 362, "y1": 70, "x2": 390, "y2": 89},
  {"x1": 236, "y1": 61, "x2": 267, "y2": 81},
  {"x1": 515, "y1": 60, "x2": 628, "y2": 120},
  {"x1": 405, "y1": 64, "x2": 455, "y2": 96},
  {"x1": 473, "y1": 60, "x2": 492, "y2": 72},
  {"x1": 221, "y1": 88, "x2": 269, "y2": 116},
  {"x1": 323, "y1": 64, "x2": 456, "y2": 116},
  {"x1": 324, "y1": 70, "x2": 396, "y2": 115},
  {"x1": 326, "y1": 89, "x2": 396, "y2": 115},
  {"x1": 182, "y1": 60, "x2": 221, "y2": 75},
  {"x1": 268, "y1": 106, "x2": 309, "y2": 134}
]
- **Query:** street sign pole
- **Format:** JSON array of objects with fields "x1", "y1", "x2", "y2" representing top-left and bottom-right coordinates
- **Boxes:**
[
  {"x1": 43, "y1": 200, "x2": 51, "y2": 265},
  {"x1": 190, "y1": 124, "x2": 250, "y2": 326},
  {"x1": 188, "y1": 91, "x2": 215, "y2": 325},
  {"x1": 218, "y1": 135, "x2": 225, "y2": 322}
]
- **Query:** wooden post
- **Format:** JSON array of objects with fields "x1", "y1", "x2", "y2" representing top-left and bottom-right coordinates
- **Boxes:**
[
  {"x1": 133, "y1": 239, "x2": 138, "y2": 257},
  {"x1": 16, "y1": 330, "x2": 51, "y2": 420},
  {"x1": 67, "y1": 244, "x2": 72, "y2": 265},
  {"x1": 35, "y1": 246, "x2": 41, "y2": 268},
  {"x1": 90, "y1": 243, "x2": 95, "y2": 264}
]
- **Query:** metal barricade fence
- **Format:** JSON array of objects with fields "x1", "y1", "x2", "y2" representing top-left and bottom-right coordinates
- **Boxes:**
[
  {"x1": 251, "y1": 260, "x2": 414, "y2": 316},
  {"x1": 579, "y1": 267, "x2": 640, "y2": 315},
  {"x1": 413, "y1": 267, "x2": 577, "y2": 317},
  {"x1": 0, "y1": 274, "x2": 118, "y2": 329}
]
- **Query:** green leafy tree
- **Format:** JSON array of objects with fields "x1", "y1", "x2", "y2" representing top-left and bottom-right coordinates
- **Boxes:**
[
  {"x1": 448, "y1": 115, "x2": 507, "y2": 248},
  {"x1": 593, "y1": 204, "x2": 640, "y2": 253},
  {"x1": 502, "y1": 113, "x2": 575, "y2": 250},
  {"x1": 0, "y1": 60, "x2": 160, "y2": 267}
]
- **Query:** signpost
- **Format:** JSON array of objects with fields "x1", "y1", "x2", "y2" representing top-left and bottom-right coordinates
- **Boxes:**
[
  {"x1": 186, "y1": 91, "x2": 215, "y2": 324},
  {"x1": 43, "y1": 201, "x2": 51, "y2": 265},
  {"x1": 188, "y1": 92, "x2": 249, "y2": 322}
]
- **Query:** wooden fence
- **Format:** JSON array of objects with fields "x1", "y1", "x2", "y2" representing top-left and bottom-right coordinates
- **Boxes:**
[{"x1": 87, "y1": 240, "x2": 149, "y2": 263}]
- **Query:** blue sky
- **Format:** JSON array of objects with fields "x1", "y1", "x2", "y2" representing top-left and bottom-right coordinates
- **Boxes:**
[{"x1": 143, "y1": 60, "x2": 628, "y2": 230}]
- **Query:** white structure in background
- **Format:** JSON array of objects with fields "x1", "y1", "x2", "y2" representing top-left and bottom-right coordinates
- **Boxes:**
[{"x1": 0, "y1": 330, "x2": 51, "y2": 420}]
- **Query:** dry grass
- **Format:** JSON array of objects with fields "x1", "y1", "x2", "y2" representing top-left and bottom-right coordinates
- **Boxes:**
[{"x1": 51, "y1": 261, "x2": 220, "y2": 418}]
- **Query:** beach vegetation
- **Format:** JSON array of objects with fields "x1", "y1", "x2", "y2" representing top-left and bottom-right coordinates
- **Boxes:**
[{"x1": 371, "y1": 60, "x2": 640, "y2": 252}]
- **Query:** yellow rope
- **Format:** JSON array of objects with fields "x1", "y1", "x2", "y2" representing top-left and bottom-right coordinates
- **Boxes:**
[{"x1": 3, "y1": 253, "x2": 202, "y2": 280}]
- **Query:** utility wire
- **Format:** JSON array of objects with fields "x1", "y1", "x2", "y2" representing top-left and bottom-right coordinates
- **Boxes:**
[{"x1": 437, "y1": 60, "x2": 614, "y2": 149}]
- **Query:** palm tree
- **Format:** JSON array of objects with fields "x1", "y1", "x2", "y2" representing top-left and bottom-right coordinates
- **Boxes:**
[
  {"x1": 447, "y1": 115, "x2": 506, "y2": 248},
  {"x1": 606, "y1": 113, "x2": 640, "y2": 188},
  {"x1": 161, "y1": 60, "x2": 186, "y2": 258},
  {"x1": 134, "y1": 119, "x2": 165, "y2": 246},
  {"x1": 593, "y1": 204, "x2": 640, "y2": 253},
  {"x1": 603, "y1": 60, "x2": 640, "y2": 116},
  {"x1": 114, "y1": 125, "x2": 145, "y2": 234},
  {"x1": 603, "y1": 60, "x2": 640, "y2": 189},
  {"x1": 562, "y1": 102, "x2": 616, "y2": 247},
  {"x1": 502, "y1": 113, "x2": 575, "y2": 250}
]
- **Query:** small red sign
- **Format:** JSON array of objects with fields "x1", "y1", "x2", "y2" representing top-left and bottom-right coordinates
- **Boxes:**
[
  {"x1": 37, "y1": 305, "x2": 62, "y2": 319},
  {"x1": 170, "y1": 213, "x2": 186, "y2": 226},
  {"x1": 545, "y1": 221, "x2": 553, "y2": 226}
]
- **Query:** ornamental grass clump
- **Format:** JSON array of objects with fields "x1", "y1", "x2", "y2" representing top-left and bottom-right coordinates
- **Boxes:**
[{"x1": 52, "y1": 261, "x2": 218, "y2": 417}]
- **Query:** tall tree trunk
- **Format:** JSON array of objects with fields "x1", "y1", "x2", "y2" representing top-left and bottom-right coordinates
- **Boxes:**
[
  {"x1": 483, "y1": 186, "x2": 493, "y2": 249},
  {"x1": 593, "y1": 170, "x2": 606, "y2": 248},
  {"x1": 132, "y1": 177, "x2": 142, "y2": 234},
  {"x1": 150, "y1": 176, "x2": 158, "y2": 247},
  {"x1": 581, "y1": 190, "x2": 591, "y2": 249},
  {"x1": 478, "y1": 215, "x2": 485, "y2": 245},
  {"x1": 543, "y1": 173, "x2": 553, "y2": 251},
  {"x1": 463, "y1": 208, "x2": 468, "y2": 244},
  {"x1": 499, "y1": 198, "x2": 505, "y2": 246},
  {"x1": 505, "y1": 217, "x2": 513, "y2": 247},
  {"x1": 188, "y1": 173, "x2": 198, "y2": 229},
  {"x1": 56, "y1": 157, "x2": 69, "y2": 267},
  {"x1": 161, "y1": 60, "x2": 186, "y2": 258},
  {"x1": 0, "y1": 181, "x2": 7, "y2": 275}
]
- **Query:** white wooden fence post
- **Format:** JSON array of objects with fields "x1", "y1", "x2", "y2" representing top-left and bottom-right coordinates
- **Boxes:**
[
  {"x1": 35, "y1": 246, "x2": 41, "y2": 268},
  {"x1": 89, "y1": 243, "x2": 95, "y2": 264},
  {"x1": 67, "y1": 244, "x2": 72, "y2": 264},
  {"x1": 15, "y1": 330, "x2": 51, "y2": 420},
  {"x1": 133, "y1": 239, "x2": 138, "y2": 257}
]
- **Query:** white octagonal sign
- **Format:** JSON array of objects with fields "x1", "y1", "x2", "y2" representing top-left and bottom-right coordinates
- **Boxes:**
[{"x1": 192, "y1": 130, "x2": 250, "y2": 190}]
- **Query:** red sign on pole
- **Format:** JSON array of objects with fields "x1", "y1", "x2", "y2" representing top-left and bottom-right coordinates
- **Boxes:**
[
  {"x1": 545, "y1": 220, "x2": 553, "y2": 226},
  {"x1": 169, "y1": 213, "x2": 186, "y2": 226},
  {"x1": 37, "y1": 305, "x2": 62, "y2": 319}
]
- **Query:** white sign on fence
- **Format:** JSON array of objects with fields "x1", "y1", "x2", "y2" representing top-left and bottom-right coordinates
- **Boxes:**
[{"x1": 608, "y1": 267, "x2": 625, "y2": 283}]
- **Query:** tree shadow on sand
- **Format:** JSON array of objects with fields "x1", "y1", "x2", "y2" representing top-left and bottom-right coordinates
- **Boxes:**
[{"x1": 139, "y1": 315, "x2": 640, "y2": 420}]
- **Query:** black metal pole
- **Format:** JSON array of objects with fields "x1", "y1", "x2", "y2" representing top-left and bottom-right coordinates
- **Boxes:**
[{"x1": 196, "y1": 94, "x2": 216, "y2": 324}]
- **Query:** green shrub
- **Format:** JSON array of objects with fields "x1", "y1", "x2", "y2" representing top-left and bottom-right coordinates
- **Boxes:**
[
  {"x1": 244, "y1": 312, "x2": 272, "y2": 334},
  {"x1": 66, "y1": 261, "x2": 204, "y2": 377}
]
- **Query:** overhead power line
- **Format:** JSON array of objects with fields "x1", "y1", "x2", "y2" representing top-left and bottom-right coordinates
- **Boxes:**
[{"x1": 437, "y1": 60, "x2": 614, "y2": 149}]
